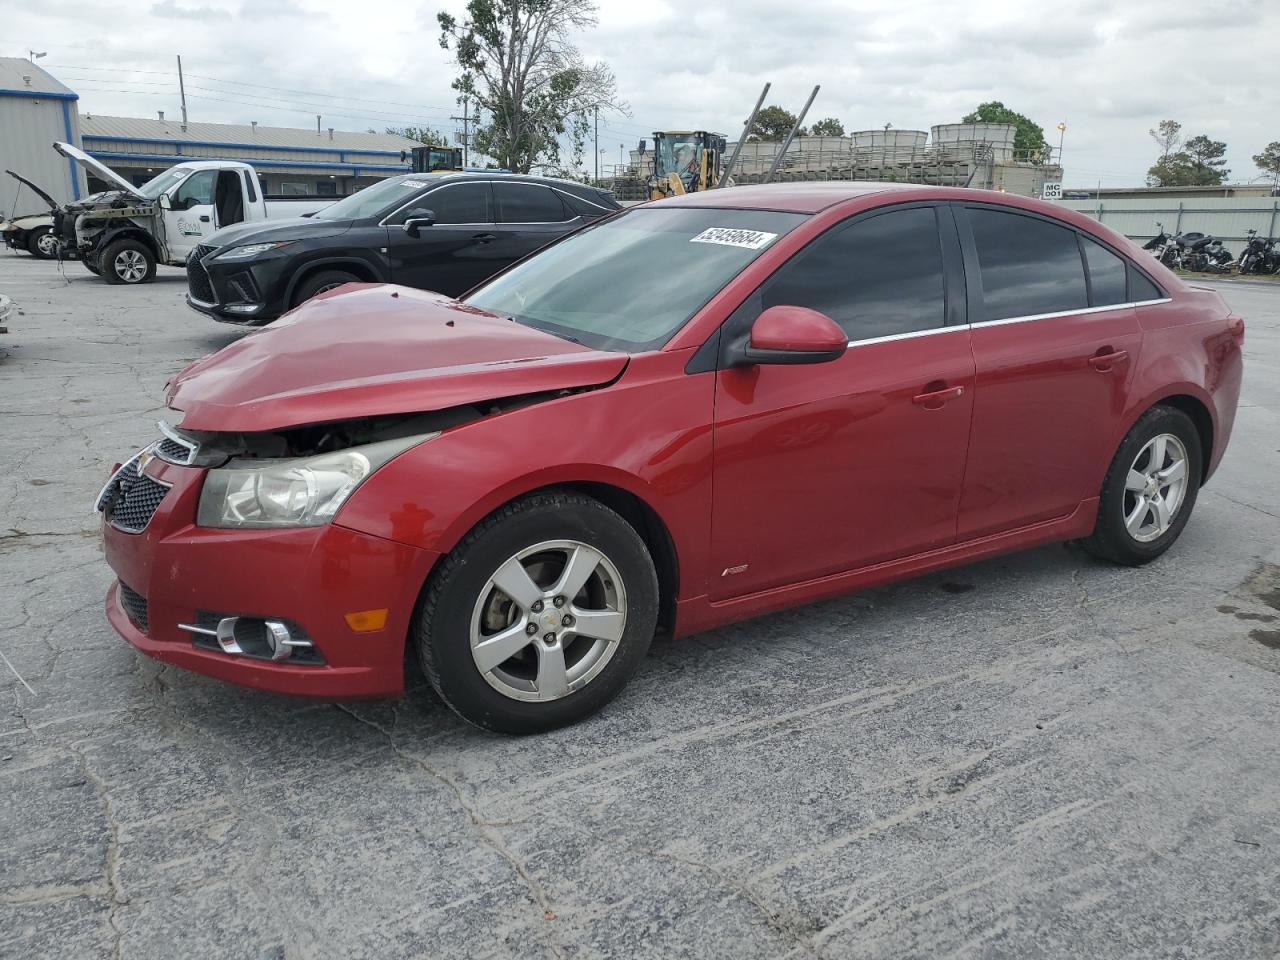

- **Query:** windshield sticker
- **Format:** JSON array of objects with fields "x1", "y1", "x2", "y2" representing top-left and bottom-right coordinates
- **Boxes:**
[
  {"x1": 400, "y1": 180, "x2": 431, "y2": 188},
  {"x1": 690, "y1": 227, "x2": 778, "y2": 250}
]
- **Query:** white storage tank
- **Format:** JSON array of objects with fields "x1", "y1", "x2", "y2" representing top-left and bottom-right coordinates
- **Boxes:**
[
  {"x1": 931, "y1": 123, "x2": 1018, "y2": 162},
  {"x1": 851, "y1": 129, "x2": 928, "y2": 164}
]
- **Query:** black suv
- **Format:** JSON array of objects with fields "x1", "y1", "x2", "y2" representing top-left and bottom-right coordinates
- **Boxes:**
[{"x1": 185, "y1": 172, "x2": 620, "y2": 324}]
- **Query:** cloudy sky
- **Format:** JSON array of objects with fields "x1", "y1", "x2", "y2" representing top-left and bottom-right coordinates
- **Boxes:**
[{"x1": 5, "y1": 0, "x2": 1277, "y2": 187}]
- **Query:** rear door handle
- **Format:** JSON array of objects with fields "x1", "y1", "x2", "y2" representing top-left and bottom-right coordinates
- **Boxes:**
[
  {"x1": 472, "y1": 233, "x2": 496, "y2": 242},
  {"x1": 912, "y1": 385, "x2": 965, "y2": 407},
  {"x1": 1088, "y1": 349, "x2": 1128, "y2": 372}
]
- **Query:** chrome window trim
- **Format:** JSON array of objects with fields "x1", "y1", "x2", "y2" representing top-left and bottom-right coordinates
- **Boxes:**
[
  {"x1": 841, "y1": 297, "x2": 1172, "y2": 349},
  {"x1": 967, "y1": 297, "x2": 1172, "y2": 330}
]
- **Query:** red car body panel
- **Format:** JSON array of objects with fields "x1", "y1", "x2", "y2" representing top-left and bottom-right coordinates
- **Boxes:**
[
  {"x1": 99, "y1": 183, "x2": 1245, "y2": 699},
  {"x1": 103, "y1": 458, "x2": 436, "y2": 697},
  {"x1": 166, "y1": 285, "x2": 629, "y2": 433}
]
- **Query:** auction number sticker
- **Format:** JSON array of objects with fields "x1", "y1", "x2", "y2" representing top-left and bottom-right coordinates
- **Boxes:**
[{"x1": 690, "y1": 227, "x2": 778, "y2": 250}]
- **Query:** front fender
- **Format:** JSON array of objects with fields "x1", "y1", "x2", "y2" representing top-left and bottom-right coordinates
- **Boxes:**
[{"x1": 333, "y1": 350, "x2": 716, "y2": 602}]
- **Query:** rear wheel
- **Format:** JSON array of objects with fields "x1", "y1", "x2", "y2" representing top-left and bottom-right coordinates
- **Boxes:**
[
  {"x1": 415, "y1": 491, "x2": 659, "y2": 734},
  {"x1": 27, "y1": 226, "x2": 57, "y2": 259},
  {"x1": 101, "y1": 239, "x2": 156, "y2": 285},
  {"x1": 1080, "y1": 405, "x2": 1202, "y2": 565},
  {"x1": 290, "y1": 269, "x2": 358, "y2": 309}
]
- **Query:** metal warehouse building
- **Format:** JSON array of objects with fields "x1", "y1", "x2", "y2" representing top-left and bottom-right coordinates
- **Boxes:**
[
  {"x1": 1, "y1": 58, "x2": 419, "y2": 207},
  {"x1": 0, "y1": 57, "x2": 87, "y2": 206},
  {"x1": 78, "y1": 116, "x2": 420, "y2": 196}
]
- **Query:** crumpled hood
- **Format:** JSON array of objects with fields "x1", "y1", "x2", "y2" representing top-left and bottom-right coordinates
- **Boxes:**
[
  {"x1": 204, "y1": 217, "x2": 353, "y2": 250},
  {"x1": 166, "y1": 285, "x2": 629, "y2": 433}
]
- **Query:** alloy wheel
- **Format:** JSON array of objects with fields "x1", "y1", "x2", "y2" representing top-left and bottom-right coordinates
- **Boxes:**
[
  {"x1": 1123, "y1": 433, "x2": 1189, "y2": 542},
  {"x1": 114, "y1": 250, "x2": 148, "y2": 283},
  {"x1": 36, "y1": 232, "x2": 58, "y2": 257},
  {"x1": 469, "y1": 540, "x2": 627, "y2": 702}
]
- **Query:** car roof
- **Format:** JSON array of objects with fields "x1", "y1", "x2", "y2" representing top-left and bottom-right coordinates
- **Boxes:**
[
  {"x1": 402, "y1": 171, "x2": 615, "y2": 202},
  {"x1": 653, "y1": 181, "x2": 922, "y2": 213}
]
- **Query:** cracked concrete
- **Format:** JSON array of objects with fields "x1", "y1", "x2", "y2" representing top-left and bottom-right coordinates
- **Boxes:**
[{"x1": 2, "y1": 255, "x2": 1280, "y2": 958}]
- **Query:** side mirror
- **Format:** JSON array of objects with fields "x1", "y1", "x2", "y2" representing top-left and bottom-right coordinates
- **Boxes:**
[
  {"x1": 158, "y1": 193, "x2": 171, "y2": 210},
  {"x1": 403, "y1": 210, "x2": 436, "y2": 237},
  {"x1": 737, "y1": 305, "x2": 847, "y2": 366}
]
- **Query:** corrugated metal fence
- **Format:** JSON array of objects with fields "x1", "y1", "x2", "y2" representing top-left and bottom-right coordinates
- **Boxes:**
[{"x1": 1060, "y1": 197, "x2": 1280, "y2": 245}]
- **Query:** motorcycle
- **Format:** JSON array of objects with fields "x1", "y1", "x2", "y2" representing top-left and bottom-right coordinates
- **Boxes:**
[
  {"x1": 1165, "y1": 230, "x2": 1231, "y2": 273},
  {"x1": 1239, "y1": 229, "x2": 1279, "y2": 275},
  {"x1": 1143, "y1": 222, "x2": 1173, "y2": 263}
]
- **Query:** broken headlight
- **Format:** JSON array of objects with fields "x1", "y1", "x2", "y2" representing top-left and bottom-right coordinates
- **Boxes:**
[{"x1": 197, "y1": 434, "x2": 434, "y2": 528}]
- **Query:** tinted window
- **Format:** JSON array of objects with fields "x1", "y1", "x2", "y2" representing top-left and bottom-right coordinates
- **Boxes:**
[
  {"x1": 1129, "y1": 266, "x2": 1162, "y2": 302},
  {"x1": 760, "y1": 207, "x2": 945, "y2": 341},
  {"x1": 969, "y1": 208, "x2": 1088, "y2": 321},
  {"x1": 422, "y1": 183, "x2": 491, "y2": 224},
  {"x1": 561, "y1": 190, "x2": 612, "y2": 218},
  {"x1": 495, "y1": 183, "x2": 568, "y2": 223},
  {"x1": 1082, "y1": 236, "x2": 1127, "y2": 306},
  {"x1": 466, "y1": 207, "x2": 807, "y2": 351},
  {"x1": 242, "y1": 171, "x2": 257, "y2": 204}
]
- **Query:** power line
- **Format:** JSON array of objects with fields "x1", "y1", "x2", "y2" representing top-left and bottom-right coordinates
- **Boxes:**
[{"x1": 54, "y1": 62, "x2": 456, "y2": 113}]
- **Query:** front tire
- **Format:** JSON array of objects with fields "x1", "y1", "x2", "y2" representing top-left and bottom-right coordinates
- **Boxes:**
[
  {"x1": 290, "y1": 269, "x2": 358, "y2": 309},
  {"x1": 27, "y1": 226, "x2": 57, "y2": 259},
  {"x1": 101, "y1": 239, "x2": 156, "y2": 285},
  {"x1": 416, "y1": 491, "x2": 659, "y2": 734},
  {"x1": 1080, "y1": 405, "x2": 1202, "y2": 566}
]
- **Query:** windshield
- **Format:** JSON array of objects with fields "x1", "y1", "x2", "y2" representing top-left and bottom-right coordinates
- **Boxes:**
[
  {"x1": 656, "y1": 136, "x2": 705, "y2": 190},
  {"x1": 312, "y1": 176, "x2": 433, "y2": 220},
  {"x1": 465, "y1": 207, "x2": 807, "y2": 351},
  {"x1": 136, "y1": 167, "x2": 191, "y2": 199}
]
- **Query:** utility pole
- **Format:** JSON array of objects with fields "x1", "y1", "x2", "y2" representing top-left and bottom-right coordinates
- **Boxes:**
[
  {"x1": 450, "y1": 96, "x2": 472, "y2": 168},
  {"x1": 594, "y1": 106, "x2": 599, "y2": 182},
  {"x1": 176, "y1": 55, "x2": 189, "y2": 130}
]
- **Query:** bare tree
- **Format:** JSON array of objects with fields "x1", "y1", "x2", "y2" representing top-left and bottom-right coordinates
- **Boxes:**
[
  {"x1": 438, "y1": 0, "x2": 625, "y2": 173},
  {"x1": 1149, "y1": 120, "x2": 1182, "y2": 161}
]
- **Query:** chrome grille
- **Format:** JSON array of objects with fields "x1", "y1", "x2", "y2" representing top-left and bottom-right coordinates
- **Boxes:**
[
  {"x1": 155, "y1": 423, "x2": 198, "y2": 465},
  {"x1": 98, "y1": 456, "x2": 169, "y2": 533},
  {"x1": 118, "y1": 581, "x2": 149, "y2": 634}
]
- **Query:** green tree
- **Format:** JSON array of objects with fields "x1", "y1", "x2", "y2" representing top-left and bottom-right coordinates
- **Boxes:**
[
  {"x1": 1183, "y1": 134, "x2": 1229, "y2": 183},
  {"x1": 1254, "y1": 141, "x2": 1280, "y2": 190},
  {"x1": 1146, "y1": 132, "x2": 1230, "y2": 186},
  {"x1": 808, "y1": 117, "x2": 845, "y2": 137},
  {"x1": 437, "y1": 0, "x2": 623, "y2": 174},
  {"x1": 386, "y1": 126, "x2": 451, "y2": 147},
  {"x1": 962, "y1": 101, "x2": 1048, "y2": 159},
  {"x1": 750, "y1": 105, "x2": 803, "y2": 141}
]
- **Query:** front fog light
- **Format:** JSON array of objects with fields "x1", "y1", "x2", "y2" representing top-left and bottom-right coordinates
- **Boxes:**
[{"x1": 197, "y1": 434, "x2": 434, "y2": 529}]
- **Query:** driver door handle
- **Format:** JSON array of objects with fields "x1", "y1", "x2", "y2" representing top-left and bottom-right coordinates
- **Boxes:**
[
  {"x1": 1088, "y1": 348, "x2": 1128, "y2": 372},
  {"x1": 912, "y1": 384, "x2": 965, "y2": 407},
  {"x1": 471, "y1": 233, "x2": 496, "y2": 242},
  {"x1": 199, "y1": 215, "x2": 211, "y2": 223}
]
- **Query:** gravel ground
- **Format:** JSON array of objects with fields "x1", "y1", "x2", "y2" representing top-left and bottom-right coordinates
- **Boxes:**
[{"x1": 1, "y1": 254, "x2": 1278, "y2": 959}]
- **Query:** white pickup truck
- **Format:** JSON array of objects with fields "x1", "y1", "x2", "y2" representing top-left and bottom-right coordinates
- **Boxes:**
[{"x1": 51, "y1": 142, "x2": 334, "y2": 284}]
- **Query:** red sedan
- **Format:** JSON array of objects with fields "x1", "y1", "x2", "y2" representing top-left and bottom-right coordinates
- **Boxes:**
[{"x1": 98, "y1": 183, "x2": 1244, "y2": 733}]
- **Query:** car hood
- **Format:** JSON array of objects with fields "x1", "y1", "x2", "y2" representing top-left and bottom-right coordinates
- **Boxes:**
[
  {"x1": 166, "y1": 285, "x2": 629, "y2": 433},
  {"x1": 6, "y1": 170, "x2": 58, "y2": 211},
  {"x1": 205, "y1": 217, "x2": 354, "y2": 249},
  {"x1": 53, "y1": 141, "x2": 143, "y2": 198}
]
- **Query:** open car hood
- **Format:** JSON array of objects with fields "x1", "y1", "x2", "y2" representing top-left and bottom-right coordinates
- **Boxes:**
[
  {"x1": 5, "y1": 170, "x2": 58, "y2": 212},
  {"x1": 166, "y1": 285, "x2": 629, "y2": 433},
  {"x1": 52, "y1": 141, "x2": 143, "y2": 199}
]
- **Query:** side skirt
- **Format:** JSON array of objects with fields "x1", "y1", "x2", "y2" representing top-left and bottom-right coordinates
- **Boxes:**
[{"x1": 672, "y1": 498, "x2": 1099, "y2": 638}]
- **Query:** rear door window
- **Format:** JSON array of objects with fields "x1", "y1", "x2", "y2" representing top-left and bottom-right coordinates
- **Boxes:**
[
  {"x1": 760, "y1": 206, "x2": 947, "y2": 342},
  {"x1": 1081, "y1": 236, "x2": 1128, "y2": 306},
  {"x1": 967, "y1": 208, "x2": 1088, "y2": 321},
  {"x1": 495, "y1": 183, "x2": 569, "y2": 223}
]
